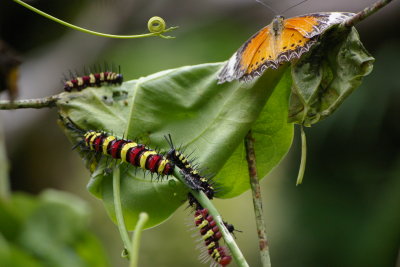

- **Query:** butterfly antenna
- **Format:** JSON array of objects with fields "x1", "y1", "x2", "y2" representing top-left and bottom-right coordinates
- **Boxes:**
[
  {"x1": 255, "y1": 0, "x2": 279, "y2": 15},
  {"x1": 281, "y1": 0, "x2": 308, "y2": 14}
]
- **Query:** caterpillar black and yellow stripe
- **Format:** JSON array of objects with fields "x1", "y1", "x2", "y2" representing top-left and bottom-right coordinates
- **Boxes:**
[{"x1": 83, "y1": 131, "x2": 174, "y2": 175}]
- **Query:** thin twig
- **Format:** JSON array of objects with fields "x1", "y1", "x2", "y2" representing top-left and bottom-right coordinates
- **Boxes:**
[
  {"x1": 343, "y1": 0, "x2": 394, "y2": 27},
  {"x1": 173, "y1": 168, "x2": 249, "y2": 267},
  {"x1": 244, "y1": 130, "x2": 271, "y2": 267},
  {"x1": 0, "y1": 96, "x2": 59, "y2": 110},
  {"x1": 0, "y1": 116, "x2": 10, "y2": 200},
  {"x1": 129, "y1": 212, "x2": 149, "y2": 267}
]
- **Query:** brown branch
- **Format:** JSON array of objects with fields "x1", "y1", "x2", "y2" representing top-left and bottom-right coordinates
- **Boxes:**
[
  {"x1": 244, "y1": 130, "x2": 271, "y2": 267},
  {"x1": 344, "y1": 0, "x2": 394, "y2": 27},
  {"x1": 0, "y1": 116, "x2": 10, "y2": 200},
  {"x1": 0, "y1": 95, "x2": 59, "y2": 110}
]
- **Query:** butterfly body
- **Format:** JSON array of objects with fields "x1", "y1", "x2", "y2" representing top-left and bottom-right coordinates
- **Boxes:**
[{"x1": 217, "y1": 12, "x2": 355, "y2": 83}]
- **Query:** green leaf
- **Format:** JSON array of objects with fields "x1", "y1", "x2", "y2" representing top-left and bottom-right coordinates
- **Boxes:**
[
  {"x1": 0, "y1": 190, "x2": 108, "y2": 267},
  {"x1": 288, "y1": 27, "x2": 374, "y2": 126},
  {"x1": 0, "y1": 235, "x2": 43, "y2": 267},
  {"x1": 126, "y1": 63, "x2": 293, "y2": 199},
  {"x1": 57, "y1": 81, "x2": 190, "y2": 229},
  {"x1": 58, "y1": 62, "x2": 294, "y2": 228},
  {"x1": 57, "y1": 81, "x2": 133, "y2": 133},
  {"x1": 217, "y1": 68, "x2": 294, "y2": 197}
]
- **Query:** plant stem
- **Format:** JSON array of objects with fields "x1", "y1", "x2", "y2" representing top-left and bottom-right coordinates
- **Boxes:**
[
  {"x1": 173, "y1": 168, "x2": 249, "y2": 267},
  {"x1": 296, "y1": 125, "x2": 307, "y2": 185},
  {"x1": 0, "y1": 96, "x2": 58, "y2": 110},
  {"x1": 343, "y1": 0, "x2": 394, "y2": 27},
  {"x1": 12, "y1": 0, "x2": 178, "y2": 39},
  {"x1": 129, "y1": 212, "x2": 149, "y2": 267},
  {"x1": 244, "y1": 130, "x2": 271, "y2": 267},
  {"x1": 113, "y1": 167, "x2": 132, "y2": 255},
  {"x1": 0, "y1": 116, "x2": 10, "y2": 200}
]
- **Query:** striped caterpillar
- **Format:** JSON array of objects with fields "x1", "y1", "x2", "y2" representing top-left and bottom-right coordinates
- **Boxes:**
[
  {"x1": 64, "y1": 69, "x2": 123, "y2": 92},
  {"x1": 164, "y1": 135, "x2": 236, "y2": 266},
  {"x1": 63, "y1": 118, "x2": 174, "y2": 177},
  {"x1": 164, "y1": 134, "x2": 215, "y2": 198},
  {"x1": 189, "y1": 194, "x2": 232, "y2": 267}
]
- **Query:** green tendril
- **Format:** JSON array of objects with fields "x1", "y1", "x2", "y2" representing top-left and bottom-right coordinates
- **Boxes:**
[
  {"x1": 296, "y1": 125, "x2": 307, "y2": 186},
  {"x1": 12, "y1": 0, "x2": 178, "y2": 39},
  {"x1": 113, "y1": 167, "x2": 132, "y2": 256},
  {"x1": 148, "y1": 16, "x2": 166, "y2": 33},
  {"x1": 129, "y1": 212, "x2": 149, "y2": 267},
  {"x1": 147, "y1": 16, "x2": 178, "y2": 39}
]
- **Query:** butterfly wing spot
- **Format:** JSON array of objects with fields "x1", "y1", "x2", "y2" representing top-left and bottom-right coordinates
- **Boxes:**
[
  {"x1": 243, "y1": 27, "x2": 276, "y2": 76},
  {"x1": 239, "y1": 26, "x2": 271, "y2": 75},
  {"x1": 242, "y1": 27, "x2": 316, "y2": 81}
]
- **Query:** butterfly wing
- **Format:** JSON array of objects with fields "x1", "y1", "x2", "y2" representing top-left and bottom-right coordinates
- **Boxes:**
[
  {"x1": 243, "y1": 27, "x2": 316, "y2": 82},
  {"x1": 217, "y1": 25, "x2": 272, "y2": 83},
  {"x1": 285, "y1": 12, "x2": 355, "y2": 38},
  {"x1": 217, "y1": 12, "x2": 355, "y2": 83},
  {"x1": 218, "y1": 22, "x2": 315, "y2": 83}
]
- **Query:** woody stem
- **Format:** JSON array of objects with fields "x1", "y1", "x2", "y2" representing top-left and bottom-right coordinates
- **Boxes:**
[
  {"x1": 0, "y1": 116, "x2": 10, "y2": 200},
  {"x1": 343, "y1": 0, "x2": 394, "y2": 27},
  {"x1": 244, "y1": 130, "x2": 271, "y2": 267},
  {"x1": 0, "y1": 96, "x2": 59, "y2": 110}
]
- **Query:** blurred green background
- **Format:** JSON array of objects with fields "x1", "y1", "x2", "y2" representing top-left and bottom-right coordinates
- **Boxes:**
[{"x1": 1, "y1": 0, "x2": 399, "y2": 266}]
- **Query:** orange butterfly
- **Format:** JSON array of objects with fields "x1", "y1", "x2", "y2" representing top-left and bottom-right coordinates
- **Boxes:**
[{"x1": 217, "y1": 12, "x2": 354, "y2": 83}]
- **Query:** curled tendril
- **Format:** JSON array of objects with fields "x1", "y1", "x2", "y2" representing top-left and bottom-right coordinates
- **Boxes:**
[
  {"x1": 12, "y1": 0, "x2": 178, "y2": 39},
  {"x1": 147, "y1": 16, "x2": 178, "y2": 39},
  {"x1": 121, "y1": 249, "x2": 129, "y2": 258},
  {"x1": 148, "y1": 16, "x2": 166, "y2": 33}
]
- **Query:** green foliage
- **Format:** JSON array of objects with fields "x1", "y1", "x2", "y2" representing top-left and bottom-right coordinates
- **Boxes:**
[
  {"x1": 0, "y1": 190, "x2": 108, "y2": 267},
  {"x1": 289, "y1": 27, "x2": 374, "y2": 126},
  {"x1": 58, "y1": 63, "x2": 294, "y2": 228},
  {"x1": 57, "y1": 26, "x2": 374, "y2": 230}
]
